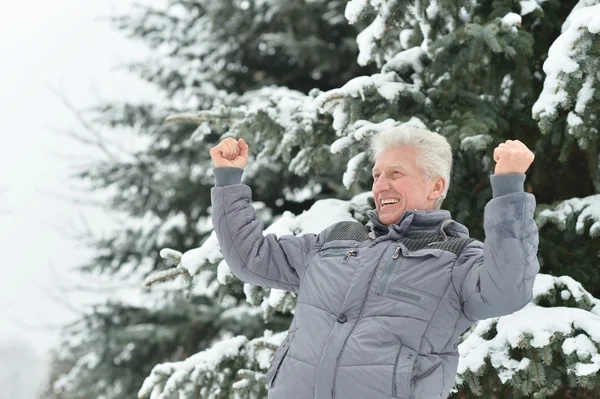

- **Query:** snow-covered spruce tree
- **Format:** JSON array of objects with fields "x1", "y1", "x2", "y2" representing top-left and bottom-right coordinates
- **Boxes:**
[
  {"x1": 137, "y1": 0, "x2": 600, "y2": 398},
  {"x1": 43, "y1": 1, "x2": 372, "y2": 399}
]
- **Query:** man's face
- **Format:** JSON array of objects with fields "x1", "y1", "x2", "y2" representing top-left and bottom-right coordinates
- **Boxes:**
[{"x1": 372, "y1": 145, "x2": 439, "y2": 226}]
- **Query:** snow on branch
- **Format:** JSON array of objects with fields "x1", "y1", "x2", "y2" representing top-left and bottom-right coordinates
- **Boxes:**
[
  {"x1": 314, "y1": 72, "x2": 423, "y2": 135},
  {"x1": 138, "y1": 330, "x2": 288, "y2": 399},
  {"x1": 519, "y1": 0, "x2": 548, "y2": 16},
  {"x1": 381, "y1": 47, "x2": 427, "y2": 73},
  {"x1": 456, "y1": 274, "x2": 600, "y2": 395},
  {"x1": 536, "y1": 194, "x2": 600, "y2": 238},
  {"x1": 501, "y1": 12, "x2": 522, "y2": 32},
  {"x1": 531, "y1": 3, "x2": 600, "y2": 138}
]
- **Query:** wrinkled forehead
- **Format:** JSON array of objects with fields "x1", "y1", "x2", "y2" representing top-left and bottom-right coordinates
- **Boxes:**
[
  {"x1": 372, "y1": 147, "x2": 416, "y2": 170},
  {"x1": 371, "y1": 163, "x2": 408, "y2": 173}
]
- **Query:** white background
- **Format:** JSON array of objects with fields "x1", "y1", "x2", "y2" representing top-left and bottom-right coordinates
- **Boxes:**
[{"x1": 0, "y1": 1, "x2": 157, "y2": 397}]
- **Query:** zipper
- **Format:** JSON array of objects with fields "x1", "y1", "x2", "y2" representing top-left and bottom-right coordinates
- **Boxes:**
[
  {"x1": 331, "y1": 246, "x2": 389, "y2": 398},
  {"x1": 343, "y1": 249, "x2": 358, "y2": 263},
  {"x1": 391, "y1": 344, "x2": 403, "y2": 397},
  {"x1": 376, "y1": 246, "x2": 401, "y2": 295},
  {"x1": 392, "y1": 349, "x2": 416, "y2": 397},
  {"x1": 320, "y1": 249, "x2": 358, "y2": 263},
  {"x1": 320, "y1": 251, "x2": 347, "y2": 258}
]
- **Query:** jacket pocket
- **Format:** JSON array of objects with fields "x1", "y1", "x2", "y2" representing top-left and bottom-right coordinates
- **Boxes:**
[
  {"x1": 378, "y1": 244, "x2": 443, "y2": 299},
  {"x1": 318, "y1": 247, "x2": 358, "y2": 263},
  {"x1": 384, "y1": 284, "x2": 440, "y2": 313},
  {"x1": 266, "y1": 329, "x2": 297, "y2": 388},
  {"x1": 392, "y1": 343, "x2": 417, "y2": 398},
  {"x1": 399, "y1": 243, "x2": 444, "y2": 259}
]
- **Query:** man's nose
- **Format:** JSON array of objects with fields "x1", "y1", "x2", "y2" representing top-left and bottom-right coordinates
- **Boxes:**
[{"x1": 373, "y1": 176, "x2": 391, "y2": 191}]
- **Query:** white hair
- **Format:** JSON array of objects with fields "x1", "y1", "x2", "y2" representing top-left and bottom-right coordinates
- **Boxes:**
[{"x1": 368, "y1": 126, "x2": 453, "y2": 210}]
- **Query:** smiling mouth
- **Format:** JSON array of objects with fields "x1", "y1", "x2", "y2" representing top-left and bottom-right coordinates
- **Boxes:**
[{"x1": 380, "y1": 200, "x2": 400, "y2": 209}]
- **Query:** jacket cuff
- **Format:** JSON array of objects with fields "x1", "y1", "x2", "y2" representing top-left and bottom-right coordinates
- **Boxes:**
[
  {"x1": 214, "y1": 167, "x2": 244, "y2": 187},
  {"x1": 490, "y1": 173, "x2": 526, "y2": 197}
]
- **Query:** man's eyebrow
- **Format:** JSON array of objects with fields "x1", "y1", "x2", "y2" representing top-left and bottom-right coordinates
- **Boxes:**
[{"x1": 371, "y1": 164, "x2": 406, "y2": 173}]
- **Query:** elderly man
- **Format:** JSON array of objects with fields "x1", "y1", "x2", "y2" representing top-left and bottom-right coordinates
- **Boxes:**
[{"x1": 209, "y1": 127, "x2": 539, "y2": 399}]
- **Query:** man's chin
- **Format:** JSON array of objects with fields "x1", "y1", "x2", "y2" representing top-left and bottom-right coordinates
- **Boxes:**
[{"x1": 377, "y1": 211, "x2": 402, "y2": 226}]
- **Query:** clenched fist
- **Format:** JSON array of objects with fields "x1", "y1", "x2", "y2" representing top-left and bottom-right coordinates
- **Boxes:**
[
  {"x1": 210, "y1": 137, "x2": 249, "y2": 168},
  {"x1": 493, "y1": 139, "x2": 535, "y2": 175}
]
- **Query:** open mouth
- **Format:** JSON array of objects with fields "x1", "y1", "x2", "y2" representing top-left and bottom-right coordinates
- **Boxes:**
[{"x1": 380, "y1": 199, "x2": 400, "y2": 208}]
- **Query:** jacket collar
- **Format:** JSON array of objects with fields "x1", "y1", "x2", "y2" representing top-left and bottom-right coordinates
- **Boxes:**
[{"x1": 366, "y1": 208, "x2": 469, "y2": 239}]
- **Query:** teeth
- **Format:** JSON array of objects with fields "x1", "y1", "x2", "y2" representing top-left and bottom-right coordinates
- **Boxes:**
[{"x1": 381, "y1": 199, "x2": 399, "y2": 206}]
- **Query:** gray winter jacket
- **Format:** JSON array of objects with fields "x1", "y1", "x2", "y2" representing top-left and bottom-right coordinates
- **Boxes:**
[{"x1": 211, "y1": 167, "x2": 539, "y2": 399}]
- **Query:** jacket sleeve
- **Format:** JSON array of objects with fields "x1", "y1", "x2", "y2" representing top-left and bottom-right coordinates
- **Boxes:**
[
  {"x1": 210, "y1": 167, "x2": 327, "y2": 293},
  {"x1": 452, "y1": 174, "x2": 540, "y2": 321}
]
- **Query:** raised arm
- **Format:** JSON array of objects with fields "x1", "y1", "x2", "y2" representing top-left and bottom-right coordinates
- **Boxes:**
[
  {"x1": 209, "y1": 138, "x2": 326, "y2": 292},
  {"x1": 453, "y1": 174, "x2": 539, "y2": 321},
  {"x1": 452, "y1": 140, "x2": 539, "y2": 321}
]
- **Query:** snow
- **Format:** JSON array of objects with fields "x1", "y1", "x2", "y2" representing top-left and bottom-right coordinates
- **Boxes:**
[
  {"x1": 399, "y1": 29, "x2": 414, "y2": 49},
  {"x1": 293, "y1": 198, "x2": 357, "y2": 233},
  {"x1": 433, "y1": 72, "x2": 451, "y2": 86},
  {"x1": 356, "y1": 15, "x2": 386, "y2": 66},
  {"x1": 532, "y1": 4, "x2": 600, "y2": 121},
  {"x1": 343, "y1": 152, "x2": 367, "y2": 188},
  {"x1": 567, "y1": 74, "x2": 597, "y2": 133},
  {"x1": 283, "y1": 182, "x2": 322, "y2": 202},
  {"x1": 217, "y1": 259, "x2": 233, "y2": 285},
  {"x1": 398, "y1": 116, "x2": 428, "y2": 130},
  {"x1": 414, "y1": 6, "x2": 432, "y2": 52},
  {"x1": 240, "y1": 86, "x2": 319, "y2": 134},
  {"x1": 330, "y1": 136, "x2": 354, "y2": 154},
  {"x1": 54, "y1": 352, "x2": 102, "y2": 393},
  {"x1": 499, "y1": 74, "x2": 513, "y2": 104},
  {"x1": 533, "y1": 274, "x2": 599, "y2": 307},
  {"x1": 172, "y1": 85, "x2": 321, "y2": 178},
  {"x1": 220, "y1": 305, "x2": 262, "y2": 321},
  {"x1": 332, "y1": 106, "x2": 350, "y2": 133},
  {"x1": 563, "y1": 335, "x2": 600, "y2": 376},
  {"x1": 460, "y1": 134, "x2": 493, "y2": 151},
  {"x1": 159, "y1": 248, "x2": 182, "y2": 263},
  {"x1": 520, "y1": 0, "x2": 545, "y2": 16},
  {"x1": 426, "y1": 0, "x2": 439, "y2": 20},
  {"x1": 267, "y1": 289, "x2": 287, "y2": 308},
  {"x1": 353, "y1": 118, "x2": 403, "y2": 141},
  {"x1": 537, "y1": 194, "x2": 600, "y2": 237},
  {"x1": 345, "y1": 0, "x2": 369, "y2": 24},
  {"x1": 139, "y1": 328, "x2": 291, "y2": 398},
  {"x1": 590, "y1": 17, "x2": 600, "y2": 33},
  {"x1": 138, "y1": 335, "x2": 248, "y2": 399},
  {"x1": 114, "y1": 343, "x2": 135, "y2": 365},
  {"x1": 501, "y1": 13, "x2": 522, "y2": 31},
  {"x1": 349, "y1": 0, "x2": 428, "y2": 66},
  {"x1": 458, "y1": 274, "x2": 600, "y2": 382},
  {"x1": 381, "y1": 47, "x2": 426, "y2": 73},
  {"x1": 458, "y1": 6, "x2": 472, "y2": 23},
  {"x1": 180, "y1": 232, "x2": 223, "y2": 275},
  {"x1": 574, "y1": 75, "x2": 596, "y2": 114},
  {"x1": 314, "y1": 72, "x2": 421, "y2": 135},
  {"x1": 251, "y1": 330, "x2": 288, "y2": 370}
]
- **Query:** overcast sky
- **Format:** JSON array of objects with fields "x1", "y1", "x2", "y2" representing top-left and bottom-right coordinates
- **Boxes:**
[{"x1": 0, "y1": 1, "x2": 157, "y2": 396}]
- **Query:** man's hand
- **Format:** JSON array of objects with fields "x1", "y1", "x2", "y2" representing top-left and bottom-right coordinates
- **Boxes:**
[
  {"x1": 493, "y1": 139, "x2": 535, "y2": 174},
  {"x1": 210, "y1": 138, "x2": 249, "y2": 168}
]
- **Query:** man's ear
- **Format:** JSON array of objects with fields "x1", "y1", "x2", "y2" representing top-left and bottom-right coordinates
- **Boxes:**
[{"x1": 428, "y1": 176, "x2": 445, "y2": 200}]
